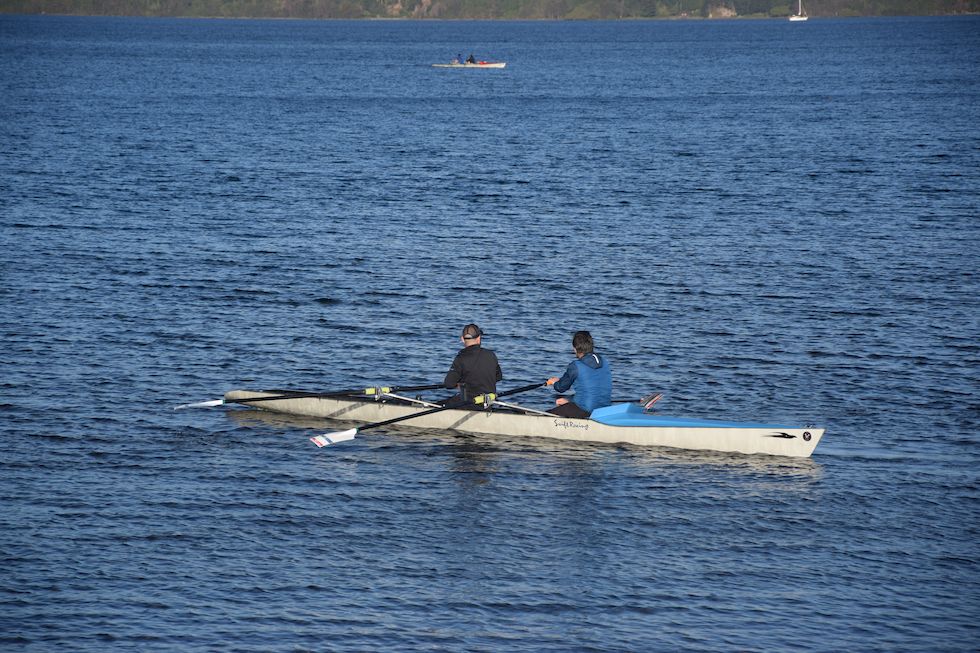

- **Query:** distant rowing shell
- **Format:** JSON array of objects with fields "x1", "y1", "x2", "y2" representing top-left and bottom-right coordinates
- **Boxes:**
[
  {"x1": 225, "y1": 391, "x2": 824, "y2": 458},
  {"x1": 432, "y1": 62, "x2": 507, "y2": 69}
]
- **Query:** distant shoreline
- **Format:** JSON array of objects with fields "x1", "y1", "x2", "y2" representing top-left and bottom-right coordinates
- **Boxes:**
[
  {"x1": 5, "y1": 12, "x2": 980, "y2": 19},
  {"x1": 2, "y1": 0, "x2": 978, "y2": 20}
]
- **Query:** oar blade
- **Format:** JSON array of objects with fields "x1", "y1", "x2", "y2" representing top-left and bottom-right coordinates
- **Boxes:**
[
  {"x1": 641, "y1": 393, "x2": 663, "y2": 410},
  {"x1": 174, "y1": 399, "x2": 225, "y2": 411},
  {"x1": 310, "y1": 429, "x2": 358, "y2": 448}
]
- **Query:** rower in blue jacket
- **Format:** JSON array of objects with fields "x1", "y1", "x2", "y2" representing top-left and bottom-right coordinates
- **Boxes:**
[{"x1": 546, "y1": 331, "x2": 612, "y2": 419}]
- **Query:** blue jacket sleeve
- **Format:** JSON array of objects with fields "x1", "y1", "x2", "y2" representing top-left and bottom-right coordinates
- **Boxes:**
[{"x1": 553, "y1": 361, "x2": 578, "y2": 393}]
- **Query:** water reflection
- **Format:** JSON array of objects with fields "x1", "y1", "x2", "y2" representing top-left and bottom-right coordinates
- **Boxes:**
[{"x1": 226, "y1": 404, "x2": 336, "y2": 432}]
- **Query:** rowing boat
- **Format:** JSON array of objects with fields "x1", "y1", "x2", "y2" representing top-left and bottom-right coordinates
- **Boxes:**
[
  {"x1": 432, "y1": 62, "x2": 506, "y2": 69},
  {"x1": 224, "y1": 390, "x2": 824, "y2": 458}
]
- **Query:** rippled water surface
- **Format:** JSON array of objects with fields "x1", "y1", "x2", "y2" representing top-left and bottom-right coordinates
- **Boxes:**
[{"x1": 2, "y1": 14, "x2": 979, "y2": 651}]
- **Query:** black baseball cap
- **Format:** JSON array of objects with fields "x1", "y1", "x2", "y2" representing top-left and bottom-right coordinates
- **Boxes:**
[{"x1": 462, "y1": 324, "x2": 483, "y2": 340}]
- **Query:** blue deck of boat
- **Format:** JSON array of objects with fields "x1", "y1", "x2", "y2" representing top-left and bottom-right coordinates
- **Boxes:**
[{"x1": 590, "y1": 403, "x2": 797, "y2": 429}]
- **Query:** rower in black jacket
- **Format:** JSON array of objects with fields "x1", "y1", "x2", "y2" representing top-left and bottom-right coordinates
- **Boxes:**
[{"x1": 443, "y1": 323, "x2": 502, "y2": 406}]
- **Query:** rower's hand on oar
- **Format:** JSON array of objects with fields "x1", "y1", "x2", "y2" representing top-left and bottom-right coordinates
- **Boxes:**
[{"x1": 546, "y1": 377, "x2": 558, "y2": 386}]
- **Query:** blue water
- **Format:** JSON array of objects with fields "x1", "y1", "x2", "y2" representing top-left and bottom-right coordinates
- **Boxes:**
[{"x1": 2, "y1": 14, "x2": 979, "y2": 651}]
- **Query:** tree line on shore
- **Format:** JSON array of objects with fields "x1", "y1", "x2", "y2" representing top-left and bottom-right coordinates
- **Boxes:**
[{"x1": 1, "y1": 0, "x2": 977, "y2": 19}]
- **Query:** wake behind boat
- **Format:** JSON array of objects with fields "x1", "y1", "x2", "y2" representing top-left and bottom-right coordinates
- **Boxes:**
[{"x1": 222, "y1": 389, "x2": 824, "y2": 458}]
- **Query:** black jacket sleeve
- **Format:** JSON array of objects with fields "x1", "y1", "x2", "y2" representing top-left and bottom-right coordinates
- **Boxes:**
[{"x1": 444, "y1": 354, "x2": 463, "y2": 389}]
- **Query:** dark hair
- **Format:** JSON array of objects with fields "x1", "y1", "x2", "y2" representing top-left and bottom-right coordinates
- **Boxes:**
[
  {"x1": 462, "y1": 323, "x2": 483, "y2": 340},
  {"x1": 572, "y1": 331, "x2": 594, "y2": 355}
]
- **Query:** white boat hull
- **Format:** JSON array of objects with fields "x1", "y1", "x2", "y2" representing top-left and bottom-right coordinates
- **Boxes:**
[
  {"x1": 789, "y1": 14, "x2": 808, "y2": 20},
  {"x1": 225, "y1": 391, "x2": 824, "y2": 458},
  {"x1": 432, "y1": 62, "x2": 506, "y2": 69}
]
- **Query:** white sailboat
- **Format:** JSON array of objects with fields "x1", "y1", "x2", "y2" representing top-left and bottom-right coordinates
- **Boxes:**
[{"x1": 789, "y1": 0, "x2": 808, "y2": 20}]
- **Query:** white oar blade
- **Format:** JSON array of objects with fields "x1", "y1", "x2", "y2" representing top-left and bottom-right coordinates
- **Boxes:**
[
  {"x1": 174, "y1": 399, "x2": 225, "y2": 411},
  {"x1": 310, "y1": 429, "x2": 358, "y2": 448},
  {"x1": 642, "y1": 393, "x2": 663, "y2": 410}
]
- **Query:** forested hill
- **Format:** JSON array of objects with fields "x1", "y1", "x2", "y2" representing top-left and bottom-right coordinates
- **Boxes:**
[{"x1": 1, "y1": 0, "x2": 977, "y2": 19}]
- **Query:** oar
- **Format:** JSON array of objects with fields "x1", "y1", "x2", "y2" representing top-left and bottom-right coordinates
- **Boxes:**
[
  {"x1": 641, "y1": 392, "x2": 663, "y2": 410},
  {"x1": 608, "y1": 392, "x2": 663, "y2": 409},
  {"x1": 174, "y1": 383, "x2": 444, "y2": 411},
  {"x1": 311, "y1": 381, "x2": 547, "y2": 447}
]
